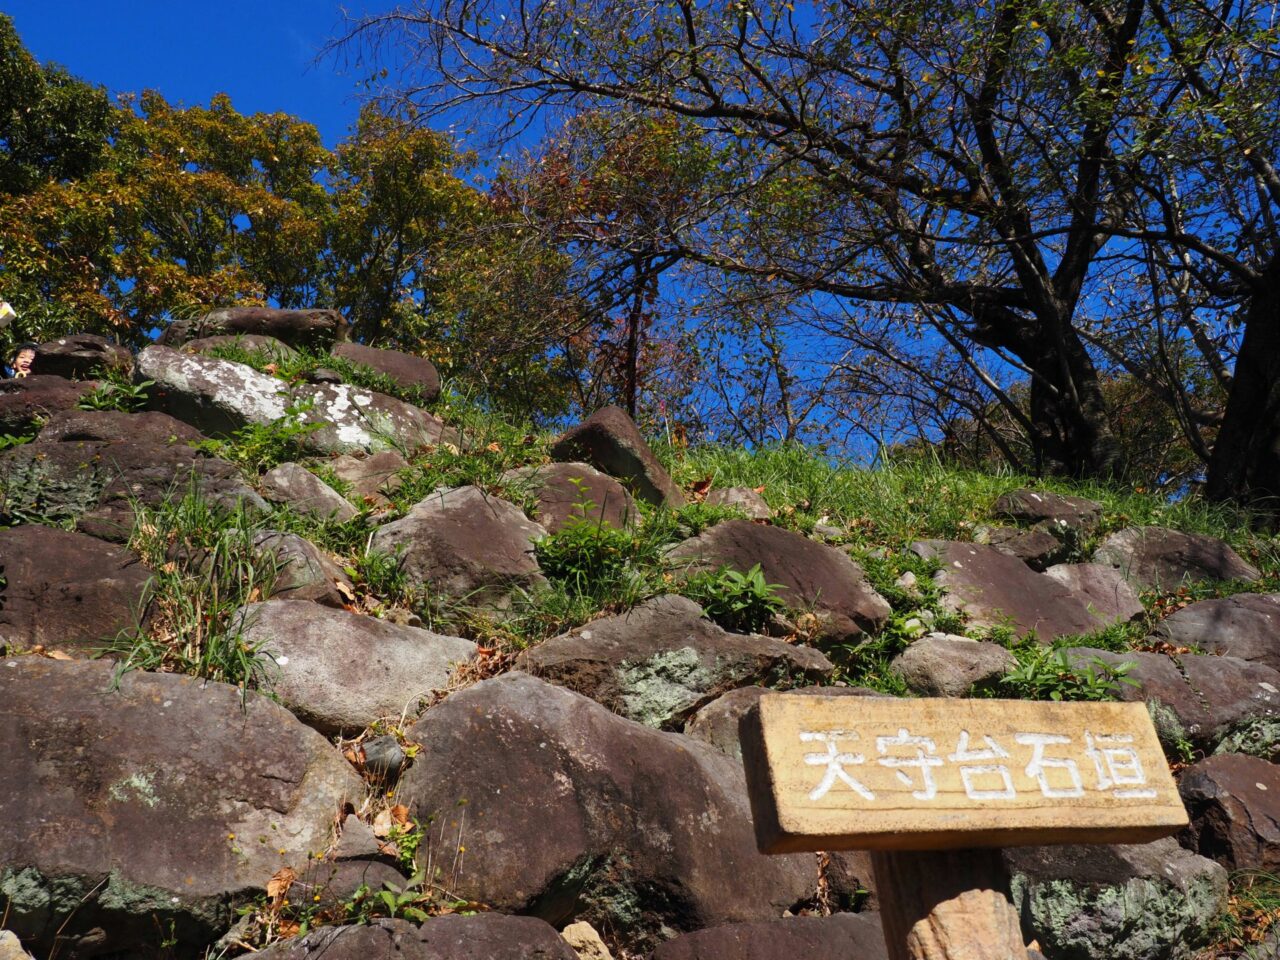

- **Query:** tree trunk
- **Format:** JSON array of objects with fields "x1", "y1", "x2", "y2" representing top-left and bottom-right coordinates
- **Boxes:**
[{"x1": 1205, "y1": 254, "x2": 1280, "y2": 510}]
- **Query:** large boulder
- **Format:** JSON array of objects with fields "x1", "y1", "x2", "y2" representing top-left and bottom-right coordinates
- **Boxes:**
[
  {"x1": 398, "y1": 673, "x2": 818, "y2": 947},
  {"x1": 0, "y1": 439, "x2": 265, "y2": 541},
  {"x1": 515, "y1": 595, "x2": 833, "y2": 728},
  {"x1": 35, "y1": 408, "x2": 205, "y2": 445},
  {"x1": 252, "y1": 916, "x2": 577, "y2": 960},
  {"x1": 158, "y1": 306, "x2": 347, "y2": 350},
  {"x1": 650, "y1": 913, "x2": 889, "y2": 960},
  {"x1": 138, "y1": 347, "x2": 455, "y2": 455},
  {"x1": 980, "y1": 525, "x2": 1069, "y2": 571},
  {"x1": 370, "y1": 486, "x2": 547, "y2": 614},
  {"x1": 705, "y1": 486, "x2": 773, "y2": 520},
  {"x1": 260, "y1": 462, "x2": 358, "y2": 522},
  {"x1": 0, "y1": 658, "x2": 363, "y2": 957},
  {"x1": 34, "y1": 334, "x2": 132, "y2": 380},
  {"x1": 912, "y1": 540, "x2": 1102, "y2": 641},
  {"x1": 669, "y1": 520, "x2": 891, "y2": 644},
  {"x1": 1178, "y1": 753, "x2": 1280, "y2": 872},
  {"x1": 1094, "y1": 526, "x2": 1259, "y2": 591},
  {"x1": 991, "y1": 488, "x2": 1103, "y2": 536},
  {"x1": 1006, "y1": 839, "x2": 1228, "y2": 960},
  {"x1": 0, "y1": 375, "x2": 97, "y2": 435},
  {"x1": 1155, "y1": 593, "x2": 1280, "y2": 670},
  {"x1": 1068, "y1": 647, "x2": 1280, "y2": 753},
  {"x1": 237, "y1": 600, "x2": 475, "y2": 736},
  {"x1": 137, "y1": 345, "x2": 290, "y2": 437},
  {"x1": 502, "y1": 461, "x2": 639, "y2": 533},
  {"x1": 1043, "y1": 563, "x2": 1145, "y2": 625},
  {"x1": 292, "y1": 381, "x2": 455, "y2": 456},
  {"x1": 0, "y1": 525, "x2": 152, "y2": 656},
  {"x1": 331, "y1": 342, "x2": 442, "y2": 402},
  {"x1": 890, "y1": 634, "x2": 1016, "y2": 697},
  {"x1": 550, "y1": 406, "x2": 685, "y2": 507}
]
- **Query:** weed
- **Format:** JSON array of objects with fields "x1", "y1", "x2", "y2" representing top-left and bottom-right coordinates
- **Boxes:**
[
  {"x1": 78, "y1": 375, "x2": 153, "y2": 414},
  {"x1": 197, "y1": 401, "x2": 321, "y2": 474},
  {"x1": 106, "y1": 485, "x2": 281, "y2": 692},
  {"x1": 345, "y1": 545, "x2": 414, "y2": 608},
  {"x1": 1200, "y1": 870, "x2": 1280, "y2": 957},
  {"x1": 997, "y1": 645, "x2": 1137, "y2": 702},
  {"x1": 678, "y1": 563, "x2": 785, "y2": 634}
]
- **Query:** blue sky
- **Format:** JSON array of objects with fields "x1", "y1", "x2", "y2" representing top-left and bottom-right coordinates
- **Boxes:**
[{"x1": 5, "y1": 1, "x2": 367, "y2": 147}]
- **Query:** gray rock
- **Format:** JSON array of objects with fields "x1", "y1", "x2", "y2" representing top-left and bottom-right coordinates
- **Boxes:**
[
  {"x1": 501, "y1": 461, "x2": 639, "y2": 533},
  {"x1": 326, "y1": 450, "x2": 407, "y2": 506},
  {"x1": 138, "y1": 345, "x2": 291, "y2": 437},
  {"x1": 293, "y1": 381, "x2": 455, "y2": 456},
  {"x1": 182, "y1": 333, "x2": 299, "y2": 361},
  {"x1": 371, "y1": 485, "x2": 547, "y2": 614},
  {"x1": 991, "y1": 488, "x2": 1103, "y2": 535},
  {"x1": 1006, "y1": 838, "x2": 1228, "y2": 960},
  {"x1": 0, "y1": 439, "x2": 265, "y2": 542},
  {"x1": 35, "y1": 334, "x2": 132, "y2": 380},
  {"x1": 550, "y1": 405, "x2": 686, "y2": 507},
  {"x1": 158, "y1": 306, "x2": 347, "y2": 351},
  {"x1": 398, "y1": 673, "x2": 818, "y2": 947},
  {"x1": 0, "y1": 657, "x2": 362, "y2": 957},
  {"x1": 890, "y1": 634, "x2": 1016, "y2": 697},
  {"x1": 252, "y1": 916, "x2": 578, "y2": 960},
  {"x1": 252, "y1": 530, "x2": 353, "y2": 607},
  {"x1": 515, "y1": 595, "x2": 833, "y2": 728},
  {"x1": 36, "y1": 408, "x2": 205, "y2": 445},
  {"x1": 1094, "y1": 526, "x2": 1259, "y2": 591},
  {"x1": 331, "y1": 342, "x2": 442, "y2": 402},
  {"x1": 650, "y1": 912, "x2": 889, "y2": 960},
  {"x1": 1214, "y1": 717, "x2": 1280, "y2": 762},
  {"x1": 1155, "y1": 593, "x2": 1280, "y2": 669},
  {"x1": 913, "y1": 540, "x2": 1101, "y2": 641},
  {"x1": 704, "y1": 486, "x2": 773, "y2": 520},
  {"x1": 1044, "y1": 563, "x2": 1145, "y2": 625},
  {"x1": 0, "y1": 525, "x2": 152, "y2": 657},
  {"x1": 238, "y1": 599, "x2": 476, "y2": 736},
  {"x1": 670, "y1": 520, "x2": 891, "y2": 644},
  {"x1": 260, "y1": 462, "x2": 358, "y2": 522},
  {"x1": 1179, "y1": 753, "x2": 1280, "y2": 872}
]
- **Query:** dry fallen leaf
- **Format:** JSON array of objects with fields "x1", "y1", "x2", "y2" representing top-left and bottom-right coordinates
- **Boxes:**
[
  {"x1": 391, "y1": 804, "x2": 411, "y2": 826},
  {"x1": 486, "y1": 441, "x2": 503, "y2": 453},
  {"x1": 266, "y1": 866, "x2": 296, "y2": 906},
  {"x1": 334, "y1": 579, "x2": 357, "y2": 604},
  {"x1": 46, "y1": 650, "x2": 73, "y2": 661},
  {"x1": 372, "y1": 808, "x2": 394, "y2": 838}
]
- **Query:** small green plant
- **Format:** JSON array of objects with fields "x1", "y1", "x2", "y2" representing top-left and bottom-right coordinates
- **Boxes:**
[
  {"x1": 346, "y1": 546, "x2": 413, "y2": 607},
  {"x1": 78, "y1": 377, "x2": 153, "y2": 413},
  {"x1": 0, "y1": 431, "x2": 34, "y2": 451},
  {"x1": 679, "y1": 563, "x2": 786, "y2": 634},
  {"x1": 998, "y1": 645, "x2": 1137, "y2": 702},
  {"x1": 535, "y1": 517, "x2": 635, "y2": 592},
  {"x1": 198, "y1": 401, "x2": 321, "y2": 473},
  {"x1": 1204, "y1": 870, "x2": 1280, "y2": 956}
]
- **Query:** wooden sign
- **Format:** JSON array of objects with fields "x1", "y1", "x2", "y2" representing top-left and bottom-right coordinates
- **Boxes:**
[{"x1": 741, "y1": 694, "x2": 1187, "y2": 854}]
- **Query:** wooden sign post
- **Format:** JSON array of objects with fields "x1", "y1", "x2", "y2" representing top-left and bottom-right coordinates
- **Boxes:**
[{"x1": 741, "y1": 695, "x2": 1189, "y2": 960}]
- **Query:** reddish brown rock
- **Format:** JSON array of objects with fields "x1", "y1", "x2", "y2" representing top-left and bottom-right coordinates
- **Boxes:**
[
  {"x1": 398, "y1": 673, "x2": 818, "y2": 947},
  {"x1": 260, "y1": 462, "x2": 358, "y2": 522},
  {"x1": 331, "y1": 341, "x2": 441, "y2": 402},
  {"x1": 0, "y1": 525, "x2": 152, "y2": 656},
  {"x1": 1155, "y1": 593, "x2": 1280, "y2": 670},
  {"x1": 502, "y1": 461, "x2": 639, "y2": 533},
  {"x1": 325, "y1": 450, "x2": 407, "y2": 506},
  {"x1": 36, "y1": 408, "x2": 205, "y2": 445},
  {"x1": 991, "y1": 488, "x2": 1103, "y2": 535},
  {"x1": 252, "y1": 916, "x2": 577, "y2": 960},
  {"x1": 670, "y1": 520, "x2": 891, "y2": 644},
  {"x1": 650, "y1": 913, "x2": 888, "y2": 960},
  {"x1": 1094, "y1": 526, "x2": 1259, "y2": 591},
  {"x1": 158, "y1": 306, "x2": 348, "y2": 350},
  {"x1": 912, "y1": 540, "x2": 1101, "y2": 641},
  {"x1": 34, "y1": 334, "x2": 132, "y2": 380},
  {"x1": 0, "y1": 658, "x2": 362, "y2": 957},
  {"x1": 550, "y1": 405, "x2": 685, "y2": 507},
  {"x1": 1179, "y1": 753, "x2": 1280, "y2": 872},
  {"x1": 1044, "y1": 563, "x2": 1145, "y2": 625},
  {"x1": 705, "y1": 486, "x2": 773, "y2": 519},
  {"x1": 0, "y1": 375, "x2": 97, "y2": 435}
]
